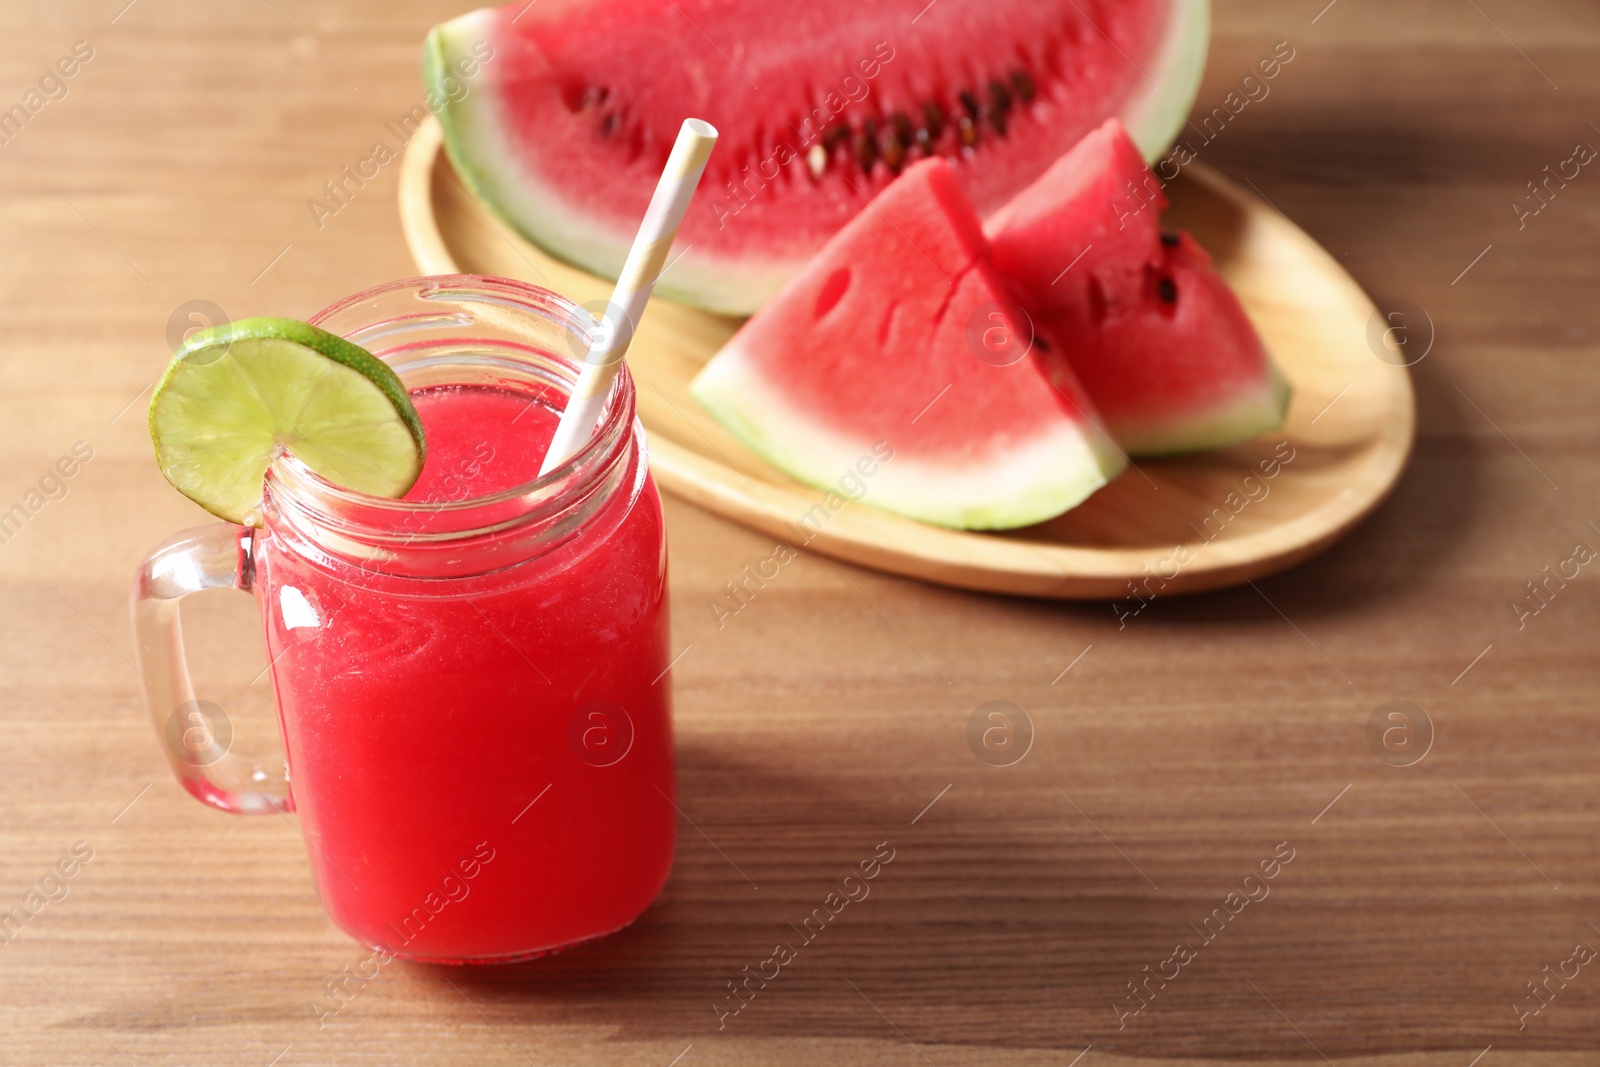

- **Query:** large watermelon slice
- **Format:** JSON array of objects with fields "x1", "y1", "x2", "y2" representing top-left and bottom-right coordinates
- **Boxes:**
[
  {"x1": 689, "y1": 159, "x2": 1124, "y2": 530},
  {"x1": 426, "y1": 0, "x2": 1210, "y2": 314},
  {"x1": 987, "y1": 119, "x2": 1290, "y2": 455}
]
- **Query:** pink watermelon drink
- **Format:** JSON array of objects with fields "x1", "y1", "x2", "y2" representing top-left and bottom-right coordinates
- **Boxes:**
[{"x1": 253, "y1": 278, "x2": 675, "y2": 962}]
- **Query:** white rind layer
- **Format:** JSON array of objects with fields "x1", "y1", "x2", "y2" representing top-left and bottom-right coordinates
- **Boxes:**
[
  {"x1": 690, "y1": 339, "x2": 1126, "y2": 531},
  {"x1": 1115, "y1": 360, "x2": 1292, "y2": 457},
  {"x1": 1121, "y1": 0, "x2": 1212, "y2": 163}
]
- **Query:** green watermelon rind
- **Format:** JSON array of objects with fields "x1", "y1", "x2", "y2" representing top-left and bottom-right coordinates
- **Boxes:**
[
  {"x1": 425, "y1": 12, "x2": 784, "y2": 314},
  {"x1": 1115, "y1": 360, "x2": 1292, "y2": 457},
  {"x1": 690, "y1": 348, "x2": 1127, "y2": 531},
  {"x1": 1123, "y1": 0, "x2": 1212, "y2": 164},
  {"x1": 424, "y1": 0, "x2": 1213, "y2": 315}
]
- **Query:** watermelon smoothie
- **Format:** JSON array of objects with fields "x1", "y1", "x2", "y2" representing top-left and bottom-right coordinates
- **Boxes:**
[{"x1": 253, "y1": 277, "x2": 675, "y2": 962}]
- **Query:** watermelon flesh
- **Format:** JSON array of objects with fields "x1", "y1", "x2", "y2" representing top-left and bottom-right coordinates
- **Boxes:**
[
  {"x1": 426, "y1": 0, "x2": 1209, "y2": 314},
  {"x1": 987, "y1": 119, "x2": 1290, "y2": 455},
  {"x1": 988, "y1": 118, "x2": 1167, "y2": 314},
  {"x1": 690, "y1": 159, "x2": 1124, "y2": 530}
]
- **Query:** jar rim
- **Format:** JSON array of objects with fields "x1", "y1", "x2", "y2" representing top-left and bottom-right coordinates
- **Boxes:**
[{"x1": 261, "y1": 275, "x2": 640, "y2": 568}]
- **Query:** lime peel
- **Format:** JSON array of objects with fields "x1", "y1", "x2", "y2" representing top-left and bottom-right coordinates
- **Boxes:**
[{"x1": 149, "y1": 317, "x2": 426, "y2": 525}]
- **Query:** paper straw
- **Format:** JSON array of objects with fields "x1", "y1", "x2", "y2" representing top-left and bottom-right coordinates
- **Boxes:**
[{"x1": 539, "y1": 117, "x2": 719, "y2": 476}]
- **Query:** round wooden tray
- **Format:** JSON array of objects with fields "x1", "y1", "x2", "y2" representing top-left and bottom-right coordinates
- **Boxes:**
[{"x1": 398, "y1": 117, "x2": 1414, "y2": 599}]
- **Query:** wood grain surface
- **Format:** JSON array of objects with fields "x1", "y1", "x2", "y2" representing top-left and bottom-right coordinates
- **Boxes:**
[{"x1": 1, "y1": 1, "x2": 1597, "y2": 1064}]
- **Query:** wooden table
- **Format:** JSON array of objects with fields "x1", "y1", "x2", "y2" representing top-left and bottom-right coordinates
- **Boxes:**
[{"x1": 2, "y1": 1, "x2": 1597, "y2": 1063}]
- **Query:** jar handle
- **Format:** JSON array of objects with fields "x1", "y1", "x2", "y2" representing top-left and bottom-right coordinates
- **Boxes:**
[{"x1": 129, "y1": 524, "x2": 293, "y2": 814}]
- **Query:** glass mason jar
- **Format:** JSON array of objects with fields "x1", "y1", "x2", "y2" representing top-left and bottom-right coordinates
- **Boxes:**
[{"x1": 130, "y1": 276, "x2": 676, "y2": 963}]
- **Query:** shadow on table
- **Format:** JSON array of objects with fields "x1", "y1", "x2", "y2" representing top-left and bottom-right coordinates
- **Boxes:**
[{"x1": 417, "y1": 720, "x2": 1592, "y2": 1061}]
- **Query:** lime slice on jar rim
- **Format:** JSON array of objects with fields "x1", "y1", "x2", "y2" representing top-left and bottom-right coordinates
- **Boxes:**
[{"x1": 148, "y1": 317, "x2": 426, "y2": 525}]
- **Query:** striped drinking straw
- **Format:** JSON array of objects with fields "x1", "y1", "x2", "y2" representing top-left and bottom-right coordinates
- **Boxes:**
[{"x1": 538, "y1": 117, "x2": 719, "y2": 476}]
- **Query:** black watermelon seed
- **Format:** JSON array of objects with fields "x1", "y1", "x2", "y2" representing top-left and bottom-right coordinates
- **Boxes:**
[
  {"x1": 1160, "y1": 230, "x2": 1180, "y2": 247},
  {"x1": 1011, "y1": 69, "x2": 1036, "y2": 102},
  {"x1": 988, "y1": 80, "x2": 1011, "y2": 134},
  {"x1": 959, "y1": 89, "x2": 982, "y2": 121},
  {"x1": 853, "y1": 119, "x2": 879, "y2": 170},
  {"x1": 879, "y1": 127, "x2": 906, "y2": 173},
  {"x1": 923, "y1": 101, "x2": 945, "y2": 141},
  {"x1": 1158, "y1": 277, "x2": 1178, "y2": 303},
  {"x1": 823, "y1": 123, "x2": 850, "y2": 150},
  {"x1": 989, "y1": 80, "x2": 1013, "y2": 117},
  {"x1": 892, "y1": 111, "x2": 915, "y2": 151}
]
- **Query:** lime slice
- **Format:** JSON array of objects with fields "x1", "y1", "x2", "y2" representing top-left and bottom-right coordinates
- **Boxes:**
[{"x1": 149, "y1": 317, "x2": 426, "y2": 525}]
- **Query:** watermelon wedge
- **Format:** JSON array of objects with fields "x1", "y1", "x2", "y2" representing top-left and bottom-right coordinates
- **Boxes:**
[
  {"x1": 690, "y1": 159, "x2": 1124, "y2": 530},
  {"x1": 987, "y1": 119, "x2": 1290, "y2": 456},
  {"x1": 425, "y1": 0, "x2": 1210, "y2": 314}
]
